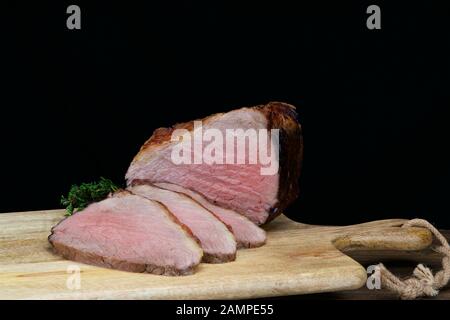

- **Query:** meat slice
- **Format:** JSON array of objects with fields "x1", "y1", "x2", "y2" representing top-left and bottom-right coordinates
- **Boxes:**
[
  {"x1": 49, "y1": 192, "x2": 203, "y2": 275},
  {"x1": 155, "y1": 182, "x2": 266, "y2": 248},
  {"x1": 125, "y1": 102, "x2": 303, "y2": 225},
  {"x1": 129, "y1": 184, "x2": 237, "y2": 263}
]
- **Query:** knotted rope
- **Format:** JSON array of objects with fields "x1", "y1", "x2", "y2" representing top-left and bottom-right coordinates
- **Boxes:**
[{"x1": 376, "y1": 219, "x2": 450, "y2": 299}]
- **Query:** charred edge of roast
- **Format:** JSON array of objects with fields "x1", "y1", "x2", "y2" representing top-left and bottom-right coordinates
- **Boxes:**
[
  {"x1": 128, "y1": 102, "x2": 274, "y2": 164},
  {"x1": 238, "y1": 239, "x2": 266, "y2": 249},
  {"x1": 256, "y1": 102, "x2": 303, "y2": 224},
  {"x1": 50, "y1": 241, "x2": 197, "y2": 276},
  {"x1": 202, "y1": 251, "x2": 237, "y2": 264},
  {"x1": 132, "y1": 119, "x2": 197, "y2": 159}
]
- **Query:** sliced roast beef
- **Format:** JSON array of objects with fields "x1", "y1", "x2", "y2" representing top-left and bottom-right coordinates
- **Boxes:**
[
  {"x1": 49, "y1": 192, "x2": 203, "y2": 275},
  {"x1": 155, "y1": 182, "x2": 266, "y2": 248},
  {"x1": 129, "y1": 184, "x2": 237, "y2": 263},
  {"x1": 126, "y1": 102, "x2": 303, "y2": 225}
]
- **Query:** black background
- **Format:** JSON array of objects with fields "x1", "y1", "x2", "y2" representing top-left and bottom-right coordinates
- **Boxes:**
[{"x1": 2, "y1": 1, "x2": 450, "y2": 227}]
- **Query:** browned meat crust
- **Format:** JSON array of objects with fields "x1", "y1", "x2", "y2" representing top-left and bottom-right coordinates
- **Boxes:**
[
  {"x1": 49, "y1": 241, "x2": 197, "y2": 276},
  {"x1": 256, "y1": 102, "x2": 303, "y2": 223}
]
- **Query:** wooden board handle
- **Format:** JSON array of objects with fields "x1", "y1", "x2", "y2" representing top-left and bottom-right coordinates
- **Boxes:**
[{"x1": 333, "y1": 226, "x2": 433, "y2": 251}]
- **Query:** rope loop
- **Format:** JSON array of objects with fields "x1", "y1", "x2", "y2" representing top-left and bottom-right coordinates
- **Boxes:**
[{"x1": 376, "y1": 219, "x2": 450, "y2": 299}]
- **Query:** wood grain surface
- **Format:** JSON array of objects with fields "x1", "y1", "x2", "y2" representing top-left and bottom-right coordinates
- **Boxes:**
[
  {"x1": 287, "y1": 229, "x2": 450, "y2": 300},
  {"x1": 0, "y1": 210, "x2": 433, "y2": 300}
]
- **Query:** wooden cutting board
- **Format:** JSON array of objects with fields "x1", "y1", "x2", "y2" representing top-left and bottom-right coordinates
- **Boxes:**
[{"x1": 0, "y1": 210, "x2": 432, "y2": 300}]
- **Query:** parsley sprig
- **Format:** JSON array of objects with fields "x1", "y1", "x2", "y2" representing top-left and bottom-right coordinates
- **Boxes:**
[{"x1": 61, "y1": 177, "x2": 119, "y2": 215}]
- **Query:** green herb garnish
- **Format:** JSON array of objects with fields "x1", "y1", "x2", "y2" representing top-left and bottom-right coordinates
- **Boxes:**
[{"x1": 61, "y1": 177, "x2": 119, "y2": 215}]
